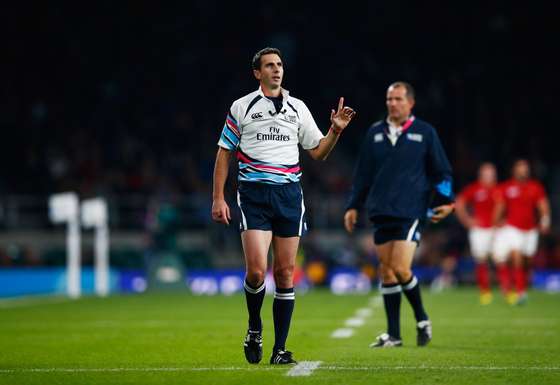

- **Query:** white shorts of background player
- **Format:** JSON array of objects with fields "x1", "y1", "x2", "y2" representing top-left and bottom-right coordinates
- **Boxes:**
[
  {"x1": 492, "y1": 225, "x2": 539, "y2": 264},
  {"x1": 468, "y1": 227, "x2": 496, "y2": 262}
]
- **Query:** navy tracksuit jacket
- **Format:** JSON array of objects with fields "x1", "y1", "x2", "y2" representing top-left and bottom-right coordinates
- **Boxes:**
[{"x1": 347, "y1": 117, "x2": 454, "y2": 220}]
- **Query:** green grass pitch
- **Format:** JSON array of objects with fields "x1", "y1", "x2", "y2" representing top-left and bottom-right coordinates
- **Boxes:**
[{"x1": 0, "y1": 288, "x2": 559, "y2": 384}]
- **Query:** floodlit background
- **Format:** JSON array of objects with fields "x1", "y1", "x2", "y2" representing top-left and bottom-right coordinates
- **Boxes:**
[{"x1": 0, "y1": 2, "x2": 558, "y2": 296}]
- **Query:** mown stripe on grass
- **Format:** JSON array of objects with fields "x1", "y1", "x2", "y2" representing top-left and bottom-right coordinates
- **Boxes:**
[
  {"x1": 0, "y1": 296, "x2": 70, "y2": 309},
  {"x1": 1, "y1": 365, "x2": 559, "y2": 374}
]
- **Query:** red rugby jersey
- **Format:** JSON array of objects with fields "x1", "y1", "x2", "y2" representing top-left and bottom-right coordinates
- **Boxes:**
[
  {"x1": 458, "y1": 182, "x2": 499, "y2": 228},
  {"x1": 497, "y1": 179, "x2": 547, "y2": 230}
]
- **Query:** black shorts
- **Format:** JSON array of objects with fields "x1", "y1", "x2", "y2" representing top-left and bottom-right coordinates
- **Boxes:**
[
  {"x1": 371, "y1": 215, "x2": 423, "y2": 245},
  {"x1": 237, "y1": 181, "x2": 307, "y2": 237}
]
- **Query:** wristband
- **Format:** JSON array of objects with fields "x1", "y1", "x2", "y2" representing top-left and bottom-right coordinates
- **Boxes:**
[{"x1": 330, "y1": 125, "x2": 342, "y2": 135}]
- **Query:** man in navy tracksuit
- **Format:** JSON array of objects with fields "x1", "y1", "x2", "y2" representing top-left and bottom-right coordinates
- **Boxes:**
[{"x1": 344, "y1": 81, "x2": 454, "y2": 347}]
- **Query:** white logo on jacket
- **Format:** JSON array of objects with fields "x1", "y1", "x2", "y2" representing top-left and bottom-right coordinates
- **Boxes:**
[{"x1": 406, "y1": 133, "x2": 423, "y2": 142}]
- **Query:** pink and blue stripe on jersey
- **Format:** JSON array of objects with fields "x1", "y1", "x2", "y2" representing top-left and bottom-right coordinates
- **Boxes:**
[
  {"x1": 237, "y1": 150, "x2": 301, "y2": 185},
  {"x1": 219, "y1": 111, "x2": 241, "y2": 150}
]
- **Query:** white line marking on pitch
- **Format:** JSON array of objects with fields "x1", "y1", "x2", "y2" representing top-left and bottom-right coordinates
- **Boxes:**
[
  {"x1": 355, "y1": 308, "x2": 373, "y2": 317},
  {"x1": 331, "y1": 328, "x2": 354, "y2": 338},
  {"x1": 320, "y1": 366, "x2": 560, "y2": 371},
  {"x1": 330, "y1": 296, "x2": 381, "y2": 339},
  {"x1": 0, "y1": 367, "x2": 285, "y2": 373},
  {"x1": 1, "y1": 365, "x2": 559, "y2": 374},
  {"x1": 369, "y1": 296, "x2": 383, "y2": 308},
  {"x1": 345, "y1": 318, "x2": 365, "y2": 327},
  {"x1": 286, "y1": 361, "x2": 322, "y2": 377}
]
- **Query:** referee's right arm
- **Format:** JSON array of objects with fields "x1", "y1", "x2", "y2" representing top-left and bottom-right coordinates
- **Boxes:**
[
  {"x1": 345, "y1": 128, "x2": 375, "y2": 232},
  {"x1": 348, "y1": 128, "x2": 375, "y2": 210},
  {"x1": 212, "y1": 147, "x2": 233, "y2": 225},
  {"x1": 213, "y1": 103, "x2": 242, "y2": 225}
]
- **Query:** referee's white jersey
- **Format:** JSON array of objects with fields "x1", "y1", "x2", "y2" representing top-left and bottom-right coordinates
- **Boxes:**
[{"x1": 218, "y1": 87, "x2": 324, "y2": 184}]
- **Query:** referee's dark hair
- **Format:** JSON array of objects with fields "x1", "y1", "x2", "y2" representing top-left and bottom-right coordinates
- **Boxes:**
[
  {"x1": 252, "y1": 47, "x2": 282, "y2": 71},
  {"x1": 389, "y1": 81, "x2": 415, "y2": 100}
]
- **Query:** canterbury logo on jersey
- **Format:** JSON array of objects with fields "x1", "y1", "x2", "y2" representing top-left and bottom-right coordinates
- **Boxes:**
[{"x1": 251, "y1": 112, "x2": 263, "y2": 119}]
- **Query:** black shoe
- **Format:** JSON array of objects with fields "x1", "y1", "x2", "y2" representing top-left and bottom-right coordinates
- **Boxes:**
[
  {"x1": 417, "y1": 320, "x2": 432, "y2": 346},
  {"x1": 244, "y1": 330, "x2": 263, "y2": 364},
  {"x1": 270, "y1": 349, "x2": 297, "y2": 365},
  {"x1": 369, "y1": 333, "x2": 403, "y2": 348}
]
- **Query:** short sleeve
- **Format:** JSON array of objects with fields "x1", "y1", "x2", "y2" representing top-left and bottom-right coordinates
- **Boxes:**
[
  {"x1": 297, "y1": 101, "x2": 324, "y2": 150},
  {"x1": 533, "y1": 182, "x2": 547, "y2": 202},
  {"x1": 217, "y1": 103, "x2": 242, "y2": 151}
]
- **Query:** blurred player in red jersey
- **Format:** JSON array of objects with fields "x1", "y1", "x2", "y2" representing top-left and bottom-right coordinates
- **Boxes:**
[
  {"x1": 493, "y1": 159, "x2": 551, "y2": 305},
  {"x1": 456, "y1": 163, "x2": 500, "y2": 305}
]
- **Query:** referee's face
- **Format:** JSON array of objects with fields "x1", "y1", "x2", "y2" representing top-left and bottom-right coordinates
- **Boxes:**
[
  {"x1": 254, "y1": 54, "x2": 283, "y2": 90},
  {"x1": 386, "y1": 86, "x2": 414, "y2": 123}
]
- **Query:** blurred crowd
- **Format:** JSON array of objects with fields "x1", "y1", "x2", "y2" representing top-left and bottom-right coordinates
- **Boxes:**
[
  {"x1": 1, "y1": 2, "x2": 556, "y2": 199},
  {"x1": 1, "y1": 3, "x2": 558, "y2": 269}
]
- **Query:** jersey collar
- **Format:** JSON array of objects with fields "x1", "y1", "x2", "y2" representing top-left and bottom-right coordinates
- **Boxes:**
[{"x1": 257, "y1": 86, "x2": 290, "y2": 100}]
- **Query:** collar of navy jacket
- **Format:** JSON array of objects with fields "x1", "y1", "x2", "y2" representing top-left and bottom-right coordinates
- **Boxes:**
[
  {"x1": 384, "y1": 115, "x2": 415, "y2": 145},
  {"x1": 372, "y1": 115, "x2": 426, "y2": 147}
]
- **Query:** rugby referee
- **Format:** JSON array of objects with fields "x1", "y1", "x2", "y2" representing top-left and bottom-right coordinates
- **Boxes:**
[
  {"x1": 212, "y1": 47, "x2": 355, "y2": 364},
  {"x1": 344, "y1": 82, "x2": 454, "y2": 348}
]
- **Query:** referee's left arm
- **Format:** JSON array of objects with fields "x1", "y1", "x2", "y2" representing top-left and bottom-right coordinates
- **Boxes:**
[
  {"x1": 344, "y1": 127, "x2": 375, "y2": 233},
  {"x1": 427, "y1": 126, "x2": 454, "y2": 222},
  {"x1": 307, "y1": 97, "x2": 355, "y2": 161}
]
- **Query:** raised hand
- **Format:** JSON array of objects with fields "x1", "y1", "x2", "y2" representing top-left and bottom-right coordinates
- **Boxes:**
[{"x1": 330, "y1": 97, "x2": 356, "y2": 134}]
